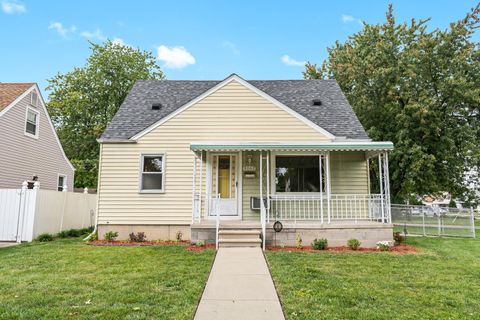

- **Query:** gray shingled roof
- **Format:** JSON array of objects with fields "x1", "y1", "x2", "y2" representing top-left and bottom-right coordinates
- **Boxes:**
[{"x1": 101, "y1": 77, "x2": 369, "y2": 141}]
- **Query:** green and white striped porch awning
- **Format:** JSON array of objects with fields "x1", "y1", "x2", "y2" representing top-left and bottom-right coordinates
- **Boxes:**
[{"x1": 190, "y1": 141, "x2": 394, "y2": 152}]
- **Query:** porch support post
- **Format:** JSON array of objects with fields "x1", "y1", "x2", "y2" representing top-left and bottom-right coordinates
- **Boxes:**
[
  {"x1": 260, "y1": 151, "x2": 263, "y2": 208},
  {"x1": 378, "y1": 153, "x2": 385, "y2": 223},
  {"x1": 199, "y1": 151, "x2": 203, "y2": 223},
  {"x1": 191, "y1": 153, "x2": 198, "y2": 224},
  {"x1": 384, "y1": 152, "x2": 391, "y2": 223},
  {"x1": 326, "y1": 152, "x2": 331, "y2": 223},
  {"x1": 266, "y1": 151, "x2": 270, "y2": 223},
  {"x1": 319, "y1": 154, "x2": 324, "y2": 224}
]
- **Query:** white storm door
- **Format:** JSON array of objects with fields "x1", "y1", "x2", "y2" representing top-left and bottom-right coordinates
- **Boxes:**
[{"x1": 211, "y1": 154, "x2": 238, "y2": 216}]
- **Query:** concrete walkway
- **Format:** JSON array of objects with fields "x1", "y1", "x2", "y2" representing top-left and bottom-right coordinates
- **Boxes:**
[
  {"x1": 0, "y1": 242, "x2": 20, "y2": 248},
  {"x1": 194, "y1": 247, "x2": 285, "y2": 320}
]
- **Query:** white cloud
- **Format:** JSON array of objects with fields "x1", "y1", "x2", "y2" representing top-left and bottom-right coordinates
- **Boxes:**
[
  {"x1": 342, "y1": 14, "x2": 362, "y2": 25},
  {"x1": 281, "y1": 55, "x2": 306, "y2": 67},
  {"x1": 48, "y1": 22, "x2": 76, "y2": 38},
  {"x1": 81, "y1": 28, "x2": 106, "y2": 41},
  {"x1": 1, "y1": 0, "x2": 25, "y2": 14},
  {"x1": 157, "y1": 45, "x2": 195, "y2": 69},
  {"x1": 222, "y1": 41, "x2": 240, "y2": 55},
  {"x1": 112, "y1": 38, "x2": 126, "y2": 46}
]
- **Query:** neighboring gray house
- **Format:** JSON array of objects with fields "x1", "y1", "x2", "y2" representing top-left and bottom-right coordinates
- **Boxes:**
[{"x1": 0, "y1": 83, "x2": 74, "y2": 191}]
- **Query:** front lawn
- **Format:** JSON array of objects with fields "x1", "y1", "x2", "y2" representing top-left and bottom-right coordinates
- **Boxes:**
[
  {"x1": 0, "y1": 239, "x2": 215, "y2": 320},
  {"x1": 266, "y1": 236, "x2": 480, "y2": 319}
]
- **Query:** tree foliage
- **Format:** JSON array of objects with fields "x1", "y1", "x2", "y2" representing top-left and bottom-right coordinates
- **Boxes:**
[
  {"x1": 47, "y1": 40, "x2": 165, "y2": 187},
  {"x1": 304, "y1": 4, "x2": 480, "y2": 203}
]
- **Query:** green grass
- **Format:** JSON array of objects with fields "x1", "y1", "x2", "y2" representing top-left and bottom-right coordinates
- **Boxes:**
[
  {"x1": 0, "y1": 239, "x2": 215, "y2": 320},
  {"x1": 266, "y1": 235, "x2": 480, "y2": 319}
]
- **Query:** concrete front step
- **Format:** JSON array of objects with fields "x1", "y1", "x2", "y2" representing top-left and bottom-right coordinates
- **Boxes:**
[
  {"x1": 218, "y1": 238, "x2": 262, "y2": 248},
  {"x1": 218, "y1": 230, "x2": 261, "y2": 241}
]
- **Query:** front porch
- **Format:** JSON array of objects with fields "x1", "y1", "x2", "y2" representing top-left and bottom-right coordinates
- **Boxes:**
[{"x1": 190, "y1": 141, "x2": 394, "y2": 249}]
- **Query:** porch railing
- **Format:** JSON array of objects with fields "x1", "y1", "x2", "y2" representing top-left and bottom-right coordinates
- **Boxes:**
[{"x1": 269, "y1": 194, "x2": 389, "y2": 223}]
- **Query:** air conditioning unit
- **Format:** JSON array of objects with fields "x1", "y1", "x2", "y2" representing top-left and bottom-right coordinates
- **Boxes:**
[{"x1": 250, "y1": 197, "x2": 268, "y2": 210}]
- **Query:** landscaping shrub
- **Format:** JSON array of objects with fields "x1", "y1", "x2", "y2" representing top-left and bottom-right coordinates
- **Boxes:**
[
  {"x1": 176, "y1": 231, "x2": 183, "y2": 242},
  {"x1": 129, "y1": 232, "x2": 147, "y2": 242},
  {"x1": 57, "y1": 230, "x2": 69, "y2": 238},
  {"x1": 296, "y1": 233, "x2": 303, "y2": 249},
  {"x1": 347, "y1": 238, "x2": 361, "y2": 250},
  {"x1": 37, "y1": 233, "x2": 54, "y2": 242},
  {"x1": 196, "y1": 240, "x2": 205, "y2": 247},
  {"x1": 104, "y1": 231, "x2": 119, "y2": 241},
  {"x1": 393, "y1": 232, "x2": 405, "y2": 246},
  {"x1": 312, "y1": 238, "x2": 328, "y2": 250},
  {"x1": 376, "y1": 240, "x2": 392, "y2": 251}
]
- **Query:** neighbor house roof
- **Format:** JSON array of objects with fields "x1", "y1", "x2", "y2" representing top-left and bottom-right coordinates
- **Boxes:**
[
  {"x1": 0, "y1": 83, "x2": 35, "y2": 112},
  {"x1": 101, "y1": 75, "x2": 369, "y2": 141}
]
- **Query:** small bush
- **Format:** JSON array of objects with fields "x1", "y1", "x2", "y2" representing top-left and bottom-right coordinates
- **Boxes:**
[
  {"x1": 104, "y1": 231, "x2": 119, "y2": 241},
  {"x1": 37, "y1": 233, "x2": 54, "y2": 242},
  {"x1": 57, "y1": 230, "x2": 69, "y2": 238},
  {"x1": 129, "y1": 232, "x2": 147, "y2": 242},
  {"x1": 296, "y1": 233, "x2": 303, "y2": 249},
  {"x1": 376, "y1": 240, "x2": 392, "y2": 251},
  {"x1": 176, "y1": 231, "x2": 183, "y2": 242},
  {"x1": 89, "y1": 232, "x2": 98, "y2": 241},
  {"x1": 196, "y1": 240, "x2": 205, "y2": 247},
  {"x1": 347, "y1": 238, "x2": 361, "y2": 250},
  {"x1": 312, "y1": 238, "x2": 328, "y2": 250},
  {"x1": 393, "y1": 232, "x2": 405, "y2": 246}
]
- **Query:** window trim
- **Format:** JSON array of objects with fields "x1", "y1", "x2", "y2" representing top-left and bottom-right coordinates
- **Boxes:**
[
  {"x1": 271, "y1": 152, "x2": 327, "y2": 195},
  {"x1": 139, "y1": 153, "x2": 166, "y2": 193},
  {"x1": 57, "y1": 174, "x2": 67, "y2": 192},
  {"x1": 24, "y1": 106, "x2": 40, "y2": 139}
]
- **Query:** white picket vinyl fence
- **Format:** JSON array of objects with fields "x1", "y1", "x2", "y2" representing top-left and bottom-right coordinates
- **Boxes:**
[{"x1": 0, "y1": 182, "x2": 96, "y2": 242}]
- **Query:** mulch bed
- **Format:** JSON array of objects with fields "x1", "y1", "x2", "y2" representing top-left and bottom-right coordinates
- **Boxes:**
[
  {"x1": 267, "y1": 244, "x2": 418, "y2": 254},
  {"x1": 88, "y1": 240, "x2": 191, "y2": 246},
  {"x1": 185, "y1": 244, "x2": 216, "y2": 252}
]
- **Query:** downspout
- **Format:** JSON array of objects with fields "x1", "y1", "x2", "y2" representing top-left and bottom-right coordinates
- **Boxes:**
[{"x1": 84, "y1": 143, "x2": 103, "y2": 241}]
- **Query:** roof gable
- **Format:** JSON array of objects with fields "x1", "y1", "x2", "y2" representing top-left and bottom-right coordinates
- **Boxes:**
[
  {"x1": 100, "y1": 74, "x2": 369, "y2": 141},
  {"x1": 0, "y1": 83, "x2": 35, "y2": 113}
]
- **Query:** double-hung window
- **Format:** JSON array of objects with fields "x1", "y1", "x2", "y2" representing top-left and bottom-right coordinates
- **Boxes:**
[
  {"x1": 275, "y1": 156, "x2": 325, "y2": 193},
  {"x1": 25, "y1": 107, "x2": 39, "y2": 138},
  {"x1": 140, "y1": 154, "x2": 165, "y2": 192}
]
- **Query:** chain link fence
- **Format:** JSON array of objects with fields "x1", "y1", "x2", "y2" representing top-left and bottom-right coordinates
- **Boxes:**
[{"x1": 391, "y1": 204, "x2": 476, "y2": 238}]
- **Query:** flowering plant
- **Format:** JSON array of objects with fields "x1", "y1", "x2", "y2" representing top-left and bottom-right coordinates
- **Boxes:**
[{"x1": 376, "y1": 240, "x2": 392, "y2": 251}]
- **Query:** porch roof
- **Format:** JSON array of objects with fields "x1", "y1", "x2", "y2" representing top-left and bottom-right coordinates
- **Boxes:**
[{"x1": 190, "y1": 141, "x2": 394, "y2": 152}]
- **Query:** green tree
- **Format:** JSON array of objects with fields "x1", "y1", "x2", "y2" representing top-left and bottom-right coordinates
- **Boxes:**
[
  {"x1": 304, "y1": 4, "x2": 480, "y2": 203},
  {"x1": 47, "y1": 40, "x2": 165, "y2": 188}
]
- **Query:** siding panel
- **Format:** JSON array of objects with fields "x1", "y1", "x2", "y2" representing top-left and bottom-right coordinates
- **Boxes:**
[{"x1": 0, "y1": 89, "x2": 74, "y2": 190}]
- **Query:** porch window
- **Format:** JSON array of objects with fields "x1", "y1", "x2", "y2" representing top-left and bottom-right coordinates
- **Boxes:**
[
  {"x1": 140, "y1": 154, "x2": 165, "y2": 192},
  {"x1": 275, "y1": 156, "x2": 324, "y2": 193}
]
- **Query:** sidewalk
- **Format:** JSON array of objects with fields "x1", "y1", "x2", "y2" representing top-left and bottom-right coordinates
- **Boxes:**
[{"x1": 194, "y1": 247, "x2": 285, "y2": 320}]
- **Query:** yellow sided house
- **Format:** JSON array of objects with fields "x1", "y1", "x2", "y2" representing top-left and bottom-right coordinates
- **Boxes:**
[{"x1": 97, "y1": 74, "x2": 394, "y2": 248}]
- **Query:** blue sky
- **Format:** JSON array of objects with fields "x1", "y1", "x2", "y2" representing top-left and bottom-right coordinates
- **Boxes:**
[{"x1": 0, "y1": 0, "x2": 477, "y2": 98}]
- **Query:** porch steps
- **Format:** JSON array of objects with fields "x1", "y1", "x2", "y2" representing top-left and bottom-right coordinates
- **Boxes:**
[{"x1": 218, "y1": 229, "x2": 262, "y2": 248}]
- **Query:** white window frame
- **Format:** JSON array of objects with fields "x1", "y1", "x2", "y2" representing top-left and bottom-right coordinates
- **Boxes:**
[
  {"x1": 24, "y1": 106, "x2": 40, "y2": 139},
  {"x1": 57, "y1": 174, "x2": 67, "y2": 192},
  {"x1": 139, "y1": 153, "x2": 166, "y2": 193},
  {"x1": 271, "y1": 152, "x2": 327, "y2": 195}
]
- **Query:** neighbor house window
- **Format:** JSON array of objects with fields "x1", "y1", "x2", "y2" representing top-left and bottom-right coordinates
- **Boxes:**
[
  {"x1": 57, "y1": 175, "x2": 66, "y2": 191},
  {"x1": 275, "y1": 156, "x2": 325, "y2": 192},
  {"x1": 25, "y1": 107, "x2": 39, "y2": 137},
  {"x1": 140, "y1": 154, "x2": 165, "y2": 192}
]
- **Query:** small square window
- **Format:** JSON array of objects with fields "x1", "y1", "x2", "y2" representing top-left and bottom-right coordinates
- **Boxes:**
[
  {"x1": 140, "y1": 155, "x2": 165, "y2": 192},
  {"x1": 25, "y1": 108, "x2": 39, "y2": 137}
]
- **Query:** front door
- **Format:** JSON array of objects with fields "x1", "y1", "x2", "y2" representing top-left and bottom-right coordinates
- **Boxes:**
[{"x1": 211, "y1": 154, "x2": 238, "y2": 216}]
